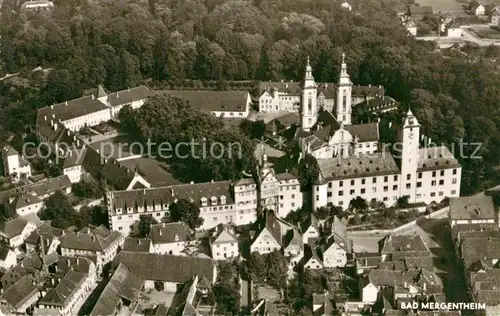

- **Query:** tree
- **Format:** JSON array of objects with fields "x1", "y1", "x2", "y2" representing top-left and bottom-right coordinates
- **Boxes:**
[
  {"x1": 138, "y1": 214, "x2": 158, "y2": 238},
  {"x1": 39, "y1": 190, "x2": 79, "y2": 229},
  {"x1": 396, "y1": 195, "x2": 410, "y2": 209},
  {"x1": 79, "y1": 204, "x2": 109, "y2": 228},
  {"x1": 213, "y1": 262, "x2": 241, "y2": 315},
  {"x1": 169, "y1": 199, "x2": 203, "y2": 229},
  {"x1": 243, "y1": 252, "x2": 266, "y2": 282},
  {"x1": 72, "y1": 181, "x2": 103, "y2": 199},
  {"x1": 265, "y1": 250, "x2": 288, "y2": 290},
  {"x1": 349, "y1": 197, "x2": 368, "y2": 212},
  {"x1": 0, "y1": 203, "x2": 15, "y2": 223}
]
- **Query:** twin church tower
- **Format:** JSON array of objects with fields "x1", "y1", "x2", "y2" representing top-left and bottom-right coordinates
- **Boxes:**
[{"x1": 301, "y1": 53, "x2": 352, "y2": 131}]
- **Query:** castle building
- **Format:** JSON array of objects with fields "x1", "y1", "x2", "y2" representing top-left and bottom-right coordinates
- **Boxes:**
[
  {"x1": 312, "y1": 109, "x2": 462, "y2": 210},
  {"x1": 106, "y1": 154, "x2": 302, "y2": 235}
]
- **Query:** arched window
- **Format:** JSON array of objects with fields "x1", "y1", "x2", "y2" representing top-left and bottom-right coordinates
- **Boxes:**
[
  {"x1": 342, "y1": 95, "x2": 347, "y2": 111},
  {"x1": 308, "y1": 98, "x2": 312, "y2": 112}
]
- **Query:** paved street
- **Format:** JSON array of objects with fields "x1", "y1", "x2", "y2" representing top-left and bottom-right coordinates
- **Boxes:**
[{"x1": 416, "y1": 25, "x2": 500, "y2": 48}]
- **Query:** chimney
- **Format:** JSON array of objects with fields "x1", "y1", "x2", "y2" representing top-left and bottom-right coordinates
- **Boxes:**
[
  {"x1": 52, "y1": 113, "x2": 55, "y2": 118},
  {"x1": 211, "y1": 180, "x2": 214, "y2": 183},
  {"x1": 404, "y1": 281, "x2": 408, "y2": 288},
  {"x1": 171, "y1": 188, "x2": 174, "y2": 196},
  {"x1": 67, "y1": 259, "x2": 70, "y2": 266},
  {"x1": 92, "y1": 94, "x2": 95, "y2": 100},
  {"x1": 76, "y1": 258, "x2": 79, "y2": 265},
  {"x1": 91, "y1": 235, "x2": 96, "y2": 242},
  {"x1": 369, "y1": 84, "x2": 371, "y2": 88},
  {"x1": 51, "y1": 104, "x2": 54, "y2": 110},
  {"x1": 190, "y1": 181, "x2": 194, "y2": 184},
  {"x1": 159, "y1": 229, "x2": 163, "y2": 236},
  {"x1": 44, "y1": 115, "x2": 47, "y2": 121},
  {"x1": 50, "y1": 120, "x2": 54, "y2": 127},
  {"x1": 423, "y1": 283, "x2": 427, "y2": 291},
  {"x1": 162, "y1": 223, "x2": 165, "y2": 228},
  {"x1": 138, "y1": 239, "x2": 141, "y2": 245},
  {"x1": 54, "y1": 123, "x2": 58, "y2": 131},
  {"x1": 65, "y1": 101, "x2": 68, "y2": 106},
  {"x1": 51, "y1": 278, "x2": 55, "y2": 286}
]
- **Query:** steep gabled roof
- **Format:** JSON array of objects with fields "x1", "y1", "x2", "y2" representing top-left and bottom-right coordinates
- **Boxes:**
[{"x1": 39, "y1": 270, "x2": 87, "y2": 307}]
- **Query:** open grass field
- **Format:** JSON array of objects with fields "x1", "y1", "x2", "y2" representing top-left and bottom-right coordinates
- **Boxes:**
[{"x1": 470, "y1": 25, "x2": 500, "y2": 39}]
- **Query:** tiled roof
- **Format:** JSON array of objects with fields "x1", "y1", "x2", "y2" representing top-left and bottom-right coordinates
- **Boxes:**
[
  {"x1": 345, "y1": 122, "x2": 379, "y2": 142},
  {"x1": 100, "y1": 158, "x2": 138, "y2": 190},
  {"x1": 39, "y1": 270, "x2": 87, "y2": 306},
  {"x1": 259, "y1": 81, "x2": 301, "y2": 96},
  {"x1": 452, "y1": 223, "x2": 499, "y2": 240},
  {"x1": 461, "y1": 236, "x2": 500, "y2": 269},
  {"x1": 366, "y1": 269, "x2": 416, "y2": 287},
  {"x1": 54, "y1": 256, "x2": 93, "y2": 278},
  {"x1": 37, "y1": 95, "x2": 109, "y2": 123},
  {"x1": 1, "y1": 254, "x2": 43, "y2": 290},
  {"x1": 90, "y1": 263, "x2": 144, "y2": 316},
  {"x1": 355, "y1": 253, "x2": 382, "y2": 267},
  {"x1": 9, "y1": 192, "x2": 41, "y2": 210},
  {"x1": 106, "y1": 86, "x2": 151, "y2": 107},
  {"x1": 380, "y1": 235, "x2": 430, "y2": 254},
  {"x1": 0, "y1": 176, "x2": 71, "y2": 204},
  {"x1": 149, "y1": 222, "x2": 193, "y2": 244},
  {"x1": 352, "y1": 85, "x2": 384, "y2": 97},
  {"x1": 112, "y1": 251, "x2": 216, "y2": 284},
  {"x1": 60, "y1": 225, "x2": 122, "y2": 252},
  {"x1": 0, "y1": 218, "x2": 30, "y2": 239},
  {"x1": 2, "y1": 145, "x2": 19, "y2": 157},
  {"x1": 284, "y1": 228, "x2": 303, "y2": 250},
  {"x1": 123, "y1": 237, "x2": 152, "y2": 252},
  {"x1": 417, "y1": 146, "x2": 460, "y2": 172},
  {"x1": 0, "y1": 275, "x2": 38, "y2": 310},
  {"x1": 211, "y1": 224, "x2": 238, "y2": 244},
  {"x1": 155, "y1": 90, "x2": 249, "y2": 113},
  {"x1": 0, "y1": 245, "x2": 12, "y2": 261},
  {"x1": 449, "y1": 196, "x2": 496, "y2": 221},
  {"x1": 404, "y1": 256, "x2": 434, "y2": 271},
  {"x1": 377, "y1": 261, "x2": 406, "y2": 271},
  {"x1": 24, "y1": 223, "x2": 64, "y2": 249},
  {"x1": 108, "y1": 181, "x2": 234, "y2": 215},
  {"x1": 317, "y1": 150, "x2": 400, "y2": 181}
]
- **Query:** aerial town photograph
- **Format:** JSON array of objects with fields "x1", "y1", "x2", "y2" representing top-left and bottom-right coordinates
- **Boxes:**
[{"x1": 0, "y1": 0, "x2": 499, "y2": 315}]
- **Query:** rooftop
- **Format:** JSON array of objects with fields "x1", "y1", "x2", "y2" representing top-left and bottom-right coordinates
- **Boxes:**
[
  {"x1": 39, "y1": 270, "x2": 87, "y2": 307},
  {"x1": 60, "y1": 225, "x2": 122, "y2": 252},
  {"x1": 123, "y1": 237, "x2": 152, "y2": 253},
  {"x1": 149, "y1": 222, "x2": 193, "y2": 245},
  {"x1": 449, "y1": 196, "x2": 496, "y2": 221},
  {"x1": 417, "y1": 146, "x2": 461, "y2": 172},
  {"x1": 0, "y1": 275, "x2": 38, "y2": 310}
]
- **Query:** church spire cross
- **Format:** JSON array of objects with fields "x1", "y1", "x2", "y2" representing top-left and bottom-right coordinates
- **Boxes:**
[
  {"x1": 307, "y1": 55, "x2": 311, "y2": 67},
  {"x1": 342, "y1": 53, "x2": 346, "y2": 64}
]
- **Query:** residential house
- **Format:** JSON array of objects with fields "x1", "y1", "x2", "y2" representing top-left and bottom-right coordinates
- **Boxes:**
[
  {"x1": 123, "y1": 237, "x2": 153, "y2": 253},
  {"x1": 52, "y1": 256, "x2": 97, "y2": 284},
  {"x1": 491, "y1": 7, "x2": 500, "y2": 25},
  {"x1": 0, "y1": 275, "x2": 40, "y2": 315},
  {"x1": 472, "y1": 2, "x2": 486, "y2": 15},
  {"x1": 312, "y1": 293, "x2": 334, "y2": 315},
  {"x1": 2, "y1": 146, "x2": 31, "y2": 182},
  {"x1": 449, "y1": 196, "x2": 497, "y2": 229},
  {"x1": 149, "y1": 222, "x2": 193, "y2": 255},
  {"x1": 0, "y1": 246, "x2": 16, "y2": 270},
  {"x1": 35, "y1": 269, "x2": 94, "y2": 316},
  {"x1": 112, "y1": 251, "x2": 217, "y2": 292},
  {"x1": 7, "y1": 191, "x2": 43, "y2": 217},
  {"x1": 0, "y1": 218, "x2": 36, "y2": 248},
  {"x1": 60, "y1": 225, "x2": 124, "y2": 274},
  {"x1": 90, "y1": 263, "x2": 144, "y2": 316},
  {"x1": 20, "y1": 0, "x2": 54, "y2": 11},
  {"x1": 341, "y1": 1, "x2": 352, "y2": 11},
  {"x1": 301, "y1": 244, "x2": 323, "y2": 270},
  {"x1": 447, "y1": 21, "x2": 462, "y2": 37},
  {"x1": 469, "y1": 269, "x2": 500, "y2": 315},
  {"x1": 283, "y1": 228, "x2": 304, "y2": 270},
  {"x1": 25, "y1": 223, "x2": 65, "y2": 255},
  {"x1": 301, "y1": 213, "x2": 321, "y2": 245},
  {"x1": 460, "y1": 235, "x2": 500, "y2": 272},
  {"x1": 156, "y1": 90, "x2": 251, "y2": 118},
  {"x1": 322, "y1": 233, "x2": 351, "y2": 268},
  {"x1": 406, "y1": 5, "x2": 433, "y2": 18},
  {"x1": 0, "y1": 175, "x2": 72, "y2": 204},
  {"x1": 379, "y1": 235, "x2": 431, "y2": 262},
  {"x1": 404, "y1": 19, "x2": 417, "y2": 36},
  {"x1": 1, "y1": 254, "x2": 44, "y2": 290},
  {"x1": 167, "y1": 275, "x2": 214, "y2": 315},
  {"x1": 250, "y1": 210, "x2": 295, "y2": 255},
  {"x1": 210, "y1": 224, "x2": 239, "y2": 260},
  {"x1": 354, "y1": 253, "x2": 383, "y2": 275}
]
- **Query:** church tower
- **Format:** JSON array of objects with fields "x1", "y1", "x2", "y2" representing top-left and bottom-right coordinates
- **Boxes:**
[
  {"x1": 336, "y1": 53, "x2": 352, "y2": 125},
  {"x1": 399, "y1": 108, "x2": 420, "y2": 202},
  {"x1": 301, "y1": 56, "x2": 318, "y2": 131}
]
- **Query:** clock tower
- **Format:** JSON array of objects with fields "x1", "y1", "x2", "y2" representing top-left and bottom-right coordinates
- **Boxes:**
[
  {"x1": 399, "y1": 108, "x2": 420, "y2": 202},
  {"x1": 301, "y1": 56, "x2": 318, "y2": 131}
]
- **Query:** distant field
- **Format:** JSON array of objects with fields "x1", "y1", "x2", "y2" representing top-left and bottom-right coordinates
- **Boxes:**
[{"x1": 415, "y1": 0, "x2": 500, "y2": 13}]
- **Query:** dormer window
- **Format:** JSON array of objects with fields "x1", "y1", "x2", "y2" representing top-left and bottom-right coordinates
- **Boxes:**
[
  {"x1": 220, "y1": 195, "x2": 226, "y2": 204},
  {"x1": 201, "y1": 197, "x2": 208, "y2": 207},
  {"x1": 211, "y1": 196, "x2": 217, "y2": 206}
]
